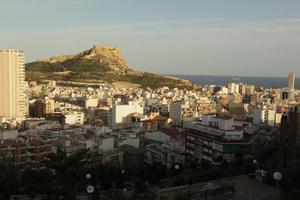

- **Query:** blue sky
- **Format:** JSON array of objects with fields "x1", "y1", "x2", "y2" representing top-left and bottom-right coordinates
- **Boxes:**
[{"x1": 1, "y1": 0, "x2": 300, "y2": 77}]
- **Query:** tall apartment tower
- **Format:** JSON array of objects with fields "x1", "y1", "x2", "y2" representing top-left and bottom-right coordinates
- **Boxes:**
[
  {"x1": 0, "y1": 49, "x2": 26, "y2": 120},
  {"x1": 288, "y1": 72, "x2": 295, "y2": 90}
]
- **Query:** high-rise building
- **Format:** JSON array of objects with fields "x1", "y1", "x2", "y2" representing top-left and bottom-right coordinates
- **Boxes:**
[
  {"x1": 288, "y1": 72, "x2": 295, "y2": 90},
  {"x1": 0, "y1": 49, "x2": 26, "y2": 120}
]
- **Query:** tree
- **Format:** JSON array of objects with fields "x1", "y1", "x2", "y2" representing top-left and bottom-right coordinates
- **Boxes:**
[
  {"x1": 234, "y1": 151, "x2": 244, "y2": 166},
  {"x1": 134, "y1": 178, "x2": 147, "y2": 193},
  {"x1": 146, "y1": 162, "x2": 166, "y2": 184},
  {"x1": 173, "y1": 176, "x2": 185, "y2": 186},
  {"x1": 0, "y1": 158, "x2": 20, "y2": 199},
  {"x1": 175, "y1": 193, "x2": 188, "y2": 200},
  {"x1": 21, "y1": 168, "x2": 54, "y2": 194},
  {"x1": 44, "y1": 148, "x2": 87, "y2": 194}
]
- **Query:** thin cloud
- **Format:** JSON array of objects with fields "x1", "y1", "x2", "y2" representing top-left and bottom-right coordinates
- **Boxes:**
[{"x1": 12, "y1": 17, "x2": 300, "y2": 40}]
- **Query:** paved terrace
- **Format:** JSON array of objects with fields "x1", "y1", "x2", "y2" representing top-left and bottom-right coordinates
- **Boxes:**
[{"x1": 157, "y1": 175, "x2": 279, "y2": 200}]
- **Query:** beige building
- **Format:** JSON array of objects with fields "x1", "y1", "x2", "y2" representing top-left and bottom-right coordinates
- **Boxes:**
[
  {"x1": 45, "y1": 97, "x2": 55, "y2": 114},
  {"x1": 0, "y1": 49, "x2": 27, "y2": 120},
  {"x1": 288, "y1": 72, "x2": 295, "y2": 90}
]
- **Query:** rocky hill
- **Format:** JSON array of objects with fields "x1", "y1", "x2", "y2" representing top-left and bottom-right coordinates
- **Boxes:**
[{"x1": 26, "y1": 46, "x2": 193, "y2": 89}]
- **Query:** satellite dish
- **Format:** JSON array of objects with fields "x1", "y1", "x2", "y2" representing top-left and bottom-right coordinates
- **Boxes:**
[{"x1": 87, "y1": 185, "x2": 94, "y2": 194}]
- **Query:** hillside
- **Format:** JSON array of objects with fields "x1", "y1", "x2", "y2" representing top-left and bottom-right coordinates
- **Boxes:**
[{"x1": 25, "y1": 46, "x2": 193, "y2": 89}]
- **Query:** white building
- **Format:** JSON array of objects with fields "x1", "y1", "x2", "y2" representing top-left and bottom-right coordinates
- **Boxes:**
[
  {"x1": 190, "y1": 115, "x2": 249, "y2": 141},
  {"x1": 65, "y1": 111, "x2": 85, "y2": 125},
  {"x1": 110, "y1": 101, "x2": 144, "y2": 128},
  {"x1": 227, "y1": 83, "x2": 240, "y2": 94},
  {"x1": 253, "y1": 108, "x2": 277, "y2": 126},
  {"x1": 169, "y1": 102, "x2": 183, "y2": 125},
  {"x1": 85, "y1": 98, "x2": 99, "y2": 109}
]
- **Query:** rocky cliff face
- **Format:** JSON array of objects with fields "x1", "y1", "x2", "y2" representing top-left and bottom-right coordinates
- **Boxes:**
[
  {"x1": 83, "y1": 46, "x2": 127, "y2": 66},
  {"x1": 49, "y1": 46, "x2": 128, "y2": 73}
]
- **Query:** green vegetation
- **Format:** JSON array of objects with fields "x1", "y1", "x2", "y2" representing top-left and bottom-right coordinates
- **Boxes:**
[
  {"x1": 25, "y1": 57, "x2": 193, "y2": 89},
  {"x1": 252, "y1": 138, "x2": 300, "y2": 199}
]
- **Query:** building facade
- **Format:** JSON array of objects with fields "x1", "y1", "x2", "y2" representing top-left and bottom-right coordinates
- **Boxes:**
[
  {"x1": 0, "y1": 49, "x2": 27, "y2": 120},
  {"x1": 185, "y1": 115, "x2": 256, "y2": 165},
  {"x1": 110, "y1": 101, "x2": 144, "y2": 128},
  {"x1": 280, "y1": 104, "x2": 300, "y2": 147},
  {"x1": 288, "y1": 72, "x2": 295, "y2": 90},
  {"x1": 0, "y1": 137, "x2": 51, "y2": 169}
]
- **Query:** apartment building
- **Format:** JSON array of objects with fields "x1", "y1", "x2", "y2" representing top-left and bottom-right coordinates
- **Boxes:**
[
  {"x1": 86, "y1": 147, "x2": 124, "y2": 168},
  {"x1": 0, "y1": 137, "x2": 51, "y2": 169},
  {"x1": 144, "y1": 143, "x2": 185, "y2": 168},
  {"x1": 185, "y1": 115, "x2": 256, "y2": 165},
  {"x1": 253, "y1": 108, "x2": 281, "y2": 127},
  {"x1": 0, "y1": 49, "x2": 27, "y2": 121},
  {"x1": 170, "y1": 99, "x2": 216, "y2": 126}
]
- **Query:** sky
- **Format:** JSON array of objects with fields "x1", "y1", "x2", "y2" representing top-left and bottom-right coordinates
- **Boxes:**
[{"x1": 1, "y1": 0, "x2": 300, "y2": 77}]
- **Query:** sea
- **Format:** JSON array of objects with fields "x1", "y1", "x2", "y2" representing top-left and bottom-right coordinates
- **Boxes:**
[{"x1": 169, "y1": 74, "x2": 300, "y2": 89}]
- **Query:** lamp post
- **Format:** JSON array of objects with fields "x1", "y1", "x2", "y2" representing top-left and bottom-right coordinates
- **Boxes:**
[
  {"x1": 253, "y1": 160, "x2": 257, "y2": 163},
  {"x1": 121, "y1": 169, "x2": 126, "y2": 193},
  {"x1": 253, "y1": 159, "x2": 258, "y2": 169},
  {"x1": 253, "y1": 160, "x2": 266, "y2": 181},
  {"x1": 273, "y1": 172, "x2": 282, "y2": 200},
  {"x1": 174, "y1": 164, "x2": 181, "y2": 177},
  {"x1": 86, "y1": 173, "x2": 94, "y2": 200},
  {"x1": 86, "y1": 173, "x2": 91, "y2": 180}
]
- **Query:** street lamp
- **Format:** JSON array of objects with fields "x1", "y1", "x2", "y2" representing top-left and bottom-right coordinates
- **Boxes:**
[
  {"x1": 273, "y1": 172, "x2": 282, "y2": 200},
  {"x1": 86, "y1": 173, "x2": 91, "y2": 180},
  {"x1": 174, "y1": 164, "x2": 181, "y2": 177},
  {"x1": 253, "y1": 160, "x2": 266, "y2": 181},
  {"x1": 86, "y1": 173, "x2": 94, "y2": 200},
  {"x1": 121, "y1": 169, "x2": 126, "y2": 193},
  {"x1": 123, "y1": 188, "x2": 127, "y2": 194},
  {"x1": 253, "y1": 159, "x2": 259, "y2": 169}
]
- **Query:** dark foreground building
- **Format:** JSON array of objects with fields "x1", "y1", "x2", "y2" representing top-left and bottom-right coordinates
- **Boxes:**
[{"x1": 280, "y1": 104, "x2": 300, "y2": 146}]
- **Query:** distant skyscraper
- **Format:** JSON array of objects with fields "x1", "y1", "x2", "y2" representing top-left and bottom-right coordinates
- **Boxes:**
[
  {"x1": 0, "y1": 49, "x2": 26, "y2": 120},
  {"x1": 288, "y1": 72, "x2": 295, "y2": 90}
]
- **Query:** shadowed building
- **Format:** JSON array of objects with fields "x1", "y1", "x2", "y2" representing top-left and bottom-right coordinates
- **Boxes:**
[
  {"x1": 29, "y1": 99, "x2": 46, "y2": 118},
  {"x1": 280, "y1": 104, "x2": 300, "y2": 147}
]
